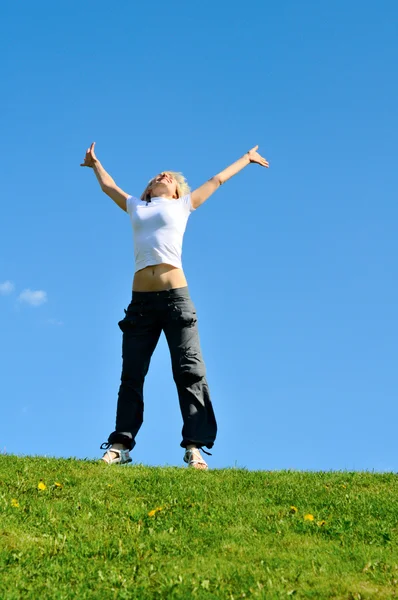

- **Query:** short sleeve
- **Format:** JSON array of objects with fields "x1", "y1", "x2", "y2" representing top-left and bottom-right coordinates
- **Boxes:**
[
  {"x1": 180, "y1": 193, "x2": 195, "y2": 213},
  {"x1": 126, "y1": 195, "x2": 140, "y2": 215}
]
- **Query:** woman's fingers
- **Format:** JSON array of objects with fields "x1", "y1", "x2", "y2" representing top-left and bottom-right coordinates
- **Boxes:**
[
  {"x1": 80, "y1": 142, "x2": 96, "y2": 167},
  {"x1": 248, "y1": 145, "x2": 270, "y2": 166},
  {"x1": 249, "y1": 150, "x2": 269, "y2": 167}
]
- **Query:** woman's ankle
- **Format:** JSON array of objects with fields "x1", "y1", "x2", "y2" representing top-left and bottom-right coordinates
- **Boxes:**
[{"x1": 111, "y1": 443, "x2": 129, "y2": 451}]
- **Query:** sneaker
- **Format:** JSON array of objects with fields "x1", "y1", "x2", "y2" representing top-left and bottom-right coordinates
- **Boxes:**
[
  {"x1": 101, "y1": 447, "x2": 132, "y2": 465},
  {"x1": 183, "y1": 448, "x2": 208, "y2": 470}
]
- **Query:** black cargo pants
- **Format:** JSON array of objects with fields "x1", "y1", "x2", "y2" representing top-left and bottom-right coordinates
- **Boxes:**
[{"x1": 107, "y1": 286, "x2": 217, "y2": 451}]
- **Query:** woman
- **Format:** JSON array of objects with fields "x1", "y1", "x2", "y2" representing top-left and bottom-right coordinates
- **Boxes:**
[{"x1": 81, "y1": 143, "x2": 269, "y2": 469}]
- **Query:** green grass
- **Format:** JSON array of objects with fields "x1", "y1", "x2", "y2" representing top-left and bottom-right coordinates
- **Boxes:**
[{"x1": 0, "y1": 456, "x2": 397, "y2": 599}]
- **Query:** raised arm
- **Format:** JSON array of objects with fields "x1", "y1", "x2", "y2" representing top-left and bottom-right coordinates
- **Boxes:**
[
  {"x1": 80, "y1": 142, "x2": 129, "y2": 212},
  {"x1": 191, "y1": 145, "x2": 269, "y2": 210}
]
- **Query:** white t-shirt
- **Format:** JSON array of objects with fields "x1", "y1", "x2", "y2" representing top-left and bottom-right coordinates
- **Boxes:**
[{"x1": 126, "y1": 194, "x2": 195, "y2": 273}]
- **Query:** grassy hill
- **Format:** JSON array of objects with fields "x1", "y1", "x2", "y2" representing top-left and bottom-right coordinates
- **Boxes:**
[{"x1": 0, "y1": 456, "x2": 397, "y2": 599}]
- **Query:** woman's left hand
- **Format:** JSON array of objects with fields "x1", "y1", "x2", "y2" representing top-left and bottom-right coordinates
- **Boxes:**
[{"x1": 248, "y1": 145, "x2": 269, "y2": 167}]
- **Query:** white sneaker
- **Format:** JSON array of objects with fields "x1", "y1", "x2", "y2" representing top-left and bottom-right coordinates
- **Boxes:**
[
  {"x1": 101, "y1": 447, "x2": 132, "y2": 465},
  {"x1": 183, "y1": 448, "x2": 208, "y2": 470}
]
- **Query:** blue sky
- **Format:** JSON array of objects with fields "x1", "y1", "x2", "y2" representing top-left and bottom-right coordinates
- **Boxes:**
[{"x1": 1, "y1": 0, "x2": 397, "y2": 471}]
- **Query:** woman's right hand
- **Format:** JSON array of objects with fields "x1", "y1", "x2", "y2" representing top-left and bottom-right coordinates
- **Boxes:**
[{"x1": 80, "y1": 142, "x2": 98, "y2": 168}]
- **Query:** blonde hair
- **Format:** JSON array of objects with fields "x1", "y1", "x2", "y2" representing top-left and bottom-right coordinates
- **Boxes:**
[{"x1": 140, "y1": 171, "x2": 191, "y2": 201}]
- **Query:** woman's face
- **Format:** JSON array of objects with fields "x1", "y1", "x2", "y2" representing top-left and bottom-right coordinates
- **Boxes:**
[{"x1": 149, "y1": 172, "x2": 178, "y2": 198}]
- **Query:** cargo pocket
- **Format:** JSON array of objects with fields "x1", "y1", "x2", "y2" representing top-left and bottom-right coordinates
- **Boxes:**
[
  {"x1": 169, "y1": 301, "x2": 197, "y2": 328},
  {"x1": 118, "y1": 302, "x2": 145, "y2": 332},
  {"x1": 179, "y1": 348, "x2": 206, "y2": 381}
]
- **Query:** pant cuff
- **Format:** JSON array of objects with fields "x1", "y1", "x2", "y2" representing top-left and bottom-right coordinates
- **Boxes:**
[
  {"x1": 180, "y1": 440, "x2": 214, "y2": 450},
  {"x1": 108, "y1": 431, "x2": 135, "y2": 451}
]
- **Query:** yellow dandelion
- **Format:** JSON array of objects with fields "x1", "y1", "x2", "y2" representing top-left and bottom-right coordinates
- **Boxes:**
[
  {"x1": 37, "y1": 481, "x2": 46, "y2": 491},
  {"x1": 304, "y1": 513, "x2": 314, "y2": 521},
  {"x1": 148, "y1": 506, "x2": 163, "y2": 517},
  {"x1": 317, "y1": 520, "x2": 326, "y2": 526},
  {"x1": 54, "y1": 482, "x2": 63, "y2": 488},
  {"x1": 11, "y1": 498, "x2": 19, "y2": 508},
  {"x1": 290, "y1": 506, "x2": 298, "y2": 514}
]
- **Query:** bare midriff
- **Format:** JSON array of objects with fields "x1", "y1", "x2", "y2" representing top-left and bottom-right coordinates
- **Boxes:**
[{"x1": 132, "y1": 264, "x2": 188, "y2": 292}]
